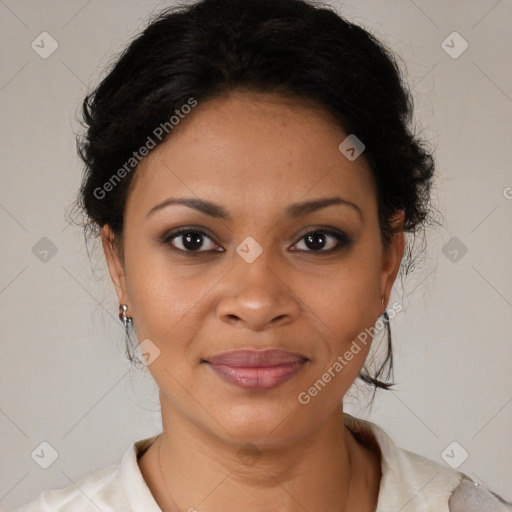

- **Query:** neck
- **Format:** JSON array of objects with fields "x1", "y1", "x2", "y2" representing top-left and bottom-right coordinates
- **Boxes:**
[{"x1": 139, "y1": 398, "x2": 380, "y2": 512}]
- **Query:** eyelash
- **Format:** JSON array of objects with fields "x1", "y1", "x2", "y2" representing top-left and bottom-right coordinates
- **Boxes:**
[{"x1": 160, "y1": 226, "x2": 352, "y2": 255}]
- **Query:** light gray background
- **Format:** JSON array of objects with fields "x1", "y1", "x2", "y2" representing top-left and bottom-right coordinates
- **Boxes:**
[{"x1": 1, "y1": 0, "x2": 511, "y2": 509}]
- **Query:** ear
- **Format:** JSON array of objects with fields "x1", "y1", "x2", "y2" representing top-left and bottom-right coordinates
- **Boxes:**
[
  {"x1": 101, "y1": 224, "x2": 129, "y2": 305},
  {"x1": 379, "y1": 210, "x2": 405, "y2": 307}
]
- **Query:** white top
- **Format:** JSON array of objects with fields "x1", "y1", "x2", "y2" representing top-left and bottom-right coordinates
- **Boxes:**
[{"x1": 10, "y1": 413, "x2": 512, "y2": 512}]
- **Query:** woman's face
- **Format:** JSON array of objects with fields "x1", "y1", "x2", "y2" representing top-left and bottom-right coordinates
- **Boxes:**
[{"x1": 103, "y1": 91, "x2": 404, "y2": 448}]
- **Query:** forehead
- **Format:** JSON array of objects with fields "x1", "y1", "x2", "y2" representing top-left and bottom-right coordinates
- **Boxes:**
[{"x1": 126, "y1": 91, "x2": 377, "y2": 223}]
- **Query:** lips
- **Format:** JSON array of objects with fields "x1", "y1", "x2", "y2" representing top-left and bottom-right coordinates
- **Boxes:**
[
  {"x1": 205, "y1": 349, "x2": 308, "y2": 367},
  {"x1": 203, "y1": 349, "x2": 309, "y2": 391}
]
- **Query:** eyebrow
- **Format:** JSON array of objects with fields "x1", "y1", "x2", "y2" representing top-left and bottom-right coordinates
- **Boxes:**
[{"x1": 146, "y1": 196, "x2": 362, "y2": 220}]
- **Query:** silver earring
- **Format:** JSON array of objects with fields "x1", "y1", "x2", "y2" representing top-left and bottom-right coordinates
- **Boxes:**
[
  {"x1": 380, "y1": 296, "x2": 389, "y2": 321},
  {"x1": 119, "y1": 304, "x2": 133, "y2": 328}
]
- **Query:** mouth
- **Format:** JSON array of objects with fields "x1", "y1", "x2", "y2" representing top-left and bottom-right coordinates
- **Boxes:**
[{"x1": 202, "y1": 349, "x2": 309, "y2": 391}]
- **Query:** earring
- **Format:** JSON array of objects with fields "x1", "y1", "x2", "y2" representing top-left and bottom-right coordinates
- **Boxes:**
[
  {"x1": 119, "y1": 304, "x2": 133, "y2": 328},
  {"x1": 380, "y1": 296, "x2": 389, "y2": 321}
]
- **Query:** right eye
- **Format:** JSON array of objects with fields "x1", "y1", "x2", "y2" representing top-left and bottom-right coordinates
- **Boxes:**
[{"x1": 161, "y1": 228, "x2": 223, "y2": 254}]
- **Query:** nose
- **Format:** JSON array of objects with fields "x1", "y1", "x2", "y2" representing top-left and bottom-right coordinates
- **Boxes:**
[{"x1": 216, "y1": 252, "x2": 300, "y2": 331}]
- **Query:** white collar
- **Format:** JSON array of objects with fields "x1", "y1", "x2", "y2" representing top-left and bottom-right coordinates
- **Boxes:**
[
  {"x1": 121, "y1": 432, "x2": 162, "y2": 511},
  {"x1": 343, "y1": 413, "x2": 462, "y2": 511}
]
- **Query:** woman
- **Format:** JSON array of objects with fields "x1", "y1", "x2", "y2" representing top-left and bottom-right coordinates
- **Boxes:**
[{"x1": 11, "y1": 0, "x2": 511, "y2": 510}]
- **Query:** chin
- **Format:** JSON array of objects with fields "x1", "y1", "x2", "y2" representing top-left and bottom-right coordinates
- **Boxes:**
[{"x1": 210, "y1": 401, "x2": 319, "y2": 450}]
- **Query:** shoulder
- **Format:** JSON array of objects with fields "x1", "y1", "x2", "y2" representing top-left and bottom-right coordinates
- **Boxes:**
[
  {"x1": 343, "y1": 412, "x2": 512, "y2": 511},
  {"x1": 9, "y1": 435, "x2": 160, "y2": 512},
  {"x1": 448, "y1": 476, "x2": 512, "y2": 511},
  {"x1": 8, "y1": 464, "x2": 129, "y2": 512}
]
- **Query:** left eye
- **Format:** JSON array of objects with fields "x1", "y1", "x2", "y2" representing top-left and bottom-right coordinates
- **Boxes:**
[{"x1": 292, "y1": 230, "x2": 349, "y2": 252}]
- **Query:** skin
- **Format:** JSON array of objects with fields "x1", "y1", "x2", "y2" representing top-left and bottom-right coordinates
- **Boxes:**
[{"x1": 102, "y1": 91, "x2": 405, "y2": 512}]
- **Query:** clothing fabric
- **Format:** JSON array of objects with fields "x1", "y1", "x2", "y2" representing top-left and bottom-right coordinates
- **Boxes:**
[{"x1": 10, "y1": 413, "x2": 511, "y2": 511}]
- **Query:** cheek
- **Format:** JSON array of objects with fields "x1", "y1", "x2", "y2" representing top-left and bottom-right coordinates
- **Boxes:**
[
  {"x1": 298, "y1": 252, "x2": 381, "y2": 345},
  {"x1": 124, "y1": 254, "x2": 209, "y2": 398},
  {"x1": 123, "y1": 244, "x2": 205, "y2": 343}
]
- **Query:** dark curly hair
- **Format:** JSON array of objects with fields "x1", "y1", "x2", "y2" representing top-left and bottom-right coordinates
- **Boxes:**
[{"x1": 68, "y1": 0, "x2": 440, "y2": 402}]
